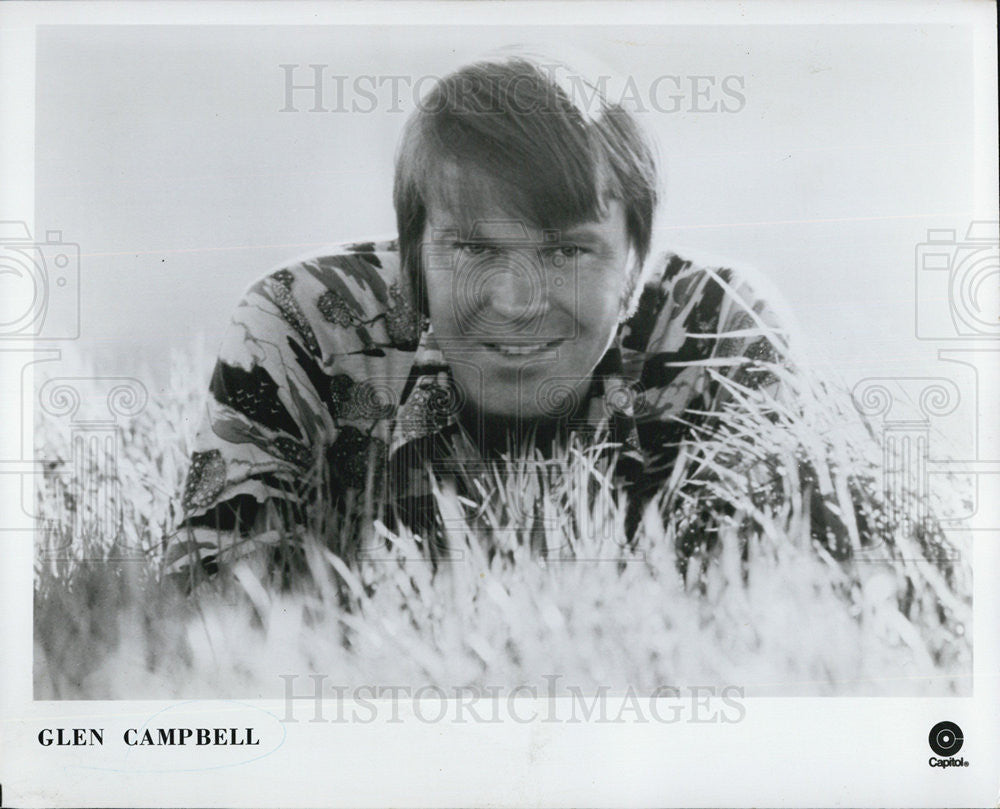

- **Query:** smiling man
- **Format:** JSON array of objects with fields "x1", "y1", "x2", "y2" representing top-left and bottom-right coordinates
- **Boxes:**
[
  {"x1": 167, "y1": 55, "x2": 793, "y2": 580},
  {"x1": 420, "y1": 211, "x2": 630, "y2": 424}
]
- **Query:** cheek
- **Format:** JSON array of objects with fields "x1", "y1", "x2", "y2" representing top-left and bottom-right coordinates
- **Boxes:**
[
  {"x1": 574, "y1": 262, "x2": 629, "y2": 328},
  {"x1": 425, "y1": 284, "x2": 457, "y2": 331}
]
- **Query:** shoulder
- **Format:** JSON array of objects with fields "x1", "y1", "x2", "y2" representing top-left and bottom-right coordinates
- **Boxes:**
[
  {"x1": 249, "y1": 238, "x2": 402, "y2": 315},
  {"x1": 622, "y1": 246, "x2": 793, "y2": 356},
  {"x1": 231, "y1": 237, "x2": 423, "y2": 354}
]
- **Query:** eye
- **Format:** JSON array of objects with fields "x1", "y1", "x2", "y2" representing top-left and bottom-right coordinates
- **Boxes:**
[
  {"x1": 458, "y1": 242, "x2": 497, "y2": 256},
  {"x1": 551, "y1": 245, "x2": 585, "y2": 259}
]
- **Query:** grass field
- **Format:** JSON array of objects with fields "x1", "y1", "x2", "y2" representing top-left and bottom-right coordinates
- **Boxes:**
[{"x1": 32, "y1": 345, "x2": 972, "y2": 699}]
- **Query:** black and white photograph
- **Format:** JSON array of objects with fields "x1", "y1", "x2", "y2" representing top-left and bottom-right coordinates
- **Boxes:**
[{"x1": 1, "y1": 1, "x2": 998, "y2": 806}]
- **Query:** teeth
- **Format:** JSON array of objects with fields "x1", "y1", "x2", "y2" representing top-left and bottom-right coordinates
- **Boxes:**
[{"x1": 489, "y1": 342, "x2": 552, "y2": 355}]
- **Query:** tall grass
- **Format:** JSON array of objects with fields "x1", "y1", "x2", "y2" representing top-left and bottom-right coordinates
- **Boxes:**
[{"x1": 33, "y1": 345, "x2": 971, "y2": 699}]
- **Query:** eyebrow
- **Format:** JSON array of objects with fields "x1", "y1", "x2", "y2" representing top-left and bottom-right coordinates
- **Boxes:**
[
  {"x1": 426, "y1": 214, "x2": 611, "y2": 247},
  {"x1": 452, "y1": 231, "x2": 609, "y2": 250},
  {"x1": 557, "y1": 224, "x2": 611, "y2": 246}
]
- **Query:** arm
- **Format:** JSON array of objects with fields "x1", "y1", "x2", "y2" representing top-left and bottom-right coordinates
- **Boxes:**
[
  {"x1": 633, "y1": 253, "x2": 966, "y2": 615},
  {"x1": 165, "y1": 246, "x2": 413, "y2": 586}
]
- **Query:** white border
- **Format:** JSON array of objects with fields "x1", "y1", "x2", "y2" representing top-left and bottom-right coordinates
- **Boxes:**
[{"x1": 1, "y1": 2, "x2": 998, "y2": 807}]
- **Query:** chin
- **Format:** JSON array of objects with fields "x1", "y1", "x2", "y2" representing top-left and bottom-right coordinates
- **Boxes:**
[
  {"x1": 468, "y1": 398, "x2": 545, "y2": 421},
  {"x1": 473, "y1": 401, "x2": 524, "y2": 419}
]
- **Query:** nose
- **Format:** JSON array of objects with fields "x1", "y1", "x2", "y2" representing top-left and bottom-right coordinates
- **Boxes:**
[{"x1": 476, "y1": 250, "x2": 547, "y2": 329}]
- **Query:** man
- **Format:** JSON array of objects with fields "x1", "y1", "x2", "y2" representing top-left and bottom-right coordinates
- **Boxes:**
[{"x1": 166, "y1": 56, "x2": 857, "y2": 582}]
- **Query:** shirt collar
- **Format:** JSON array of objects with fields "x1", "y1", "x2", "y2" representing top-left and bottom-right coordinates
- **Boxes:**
[{"x1": 388, "y1": 322, "x2": 644, "y2": 469}]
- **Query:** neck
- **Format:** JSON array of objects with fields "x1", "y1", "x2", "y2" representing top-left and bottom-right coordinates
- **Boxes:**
[{"x1": 457, "y1": 397, "x2": 591, "y2": 459}]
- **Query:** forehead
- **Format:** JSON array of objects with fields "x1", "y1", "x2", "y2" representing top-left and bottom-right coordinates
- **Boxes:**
[
  {"x1": 424, "y1": 164, "x2": 627, "y2": 245},
  {"x1": 422, "y1": 154, "x2": 619, "y2": 238},
  {"x1": 426, "y1": 206, "x2": 628, "y2": 250}
]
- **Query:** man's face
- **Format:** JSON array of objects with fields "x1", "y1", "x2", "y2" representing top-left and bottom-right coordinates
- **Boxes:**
[{"x1": 421, "y1": 198, "x2": 633, "y2": 423}]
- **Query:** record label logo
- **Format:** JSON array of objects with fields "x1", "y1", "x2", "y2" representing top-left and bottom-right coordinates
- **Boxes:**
[{"x1": 928, "y1": 721, "x2": 969, "y2": 768}]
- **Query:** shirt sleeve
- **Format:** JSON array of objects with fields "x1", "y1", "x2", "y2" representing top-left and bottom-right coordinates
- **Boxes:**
[
  {"x1": 627, "y1": 254, "x2": 869, "y2": 564},
  {"x1": 627, "y1": 255, "x2": 966, "y2": 663},
  {"x1": 163, "y1": 268, "x2": 329, "y2": 578},
  {"x1": 627, "y1": 256, "x2": 792, "y2": 465},
  {"x1": 165, "y1": 250, "x2": 411, "y2": 582}
]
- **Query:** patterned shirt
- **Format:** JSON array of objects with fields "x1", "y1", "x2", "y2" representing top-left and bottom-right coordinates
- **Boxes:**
[{"x1": 167, "y1": 238, "x2": 789, "y2": 578}]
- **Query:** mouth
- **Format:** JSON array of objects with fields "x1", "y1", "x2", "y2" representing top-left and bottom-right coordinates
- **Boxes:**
[{"x1": 483, "y1": 339, "x2": 564, "y2": 357}]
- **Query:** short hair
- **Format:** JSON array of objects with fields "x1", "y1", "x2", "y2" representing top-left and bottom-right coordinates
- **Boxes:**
[{"x1": 393, "y1": 54, "x2": 659, "y2": 317}]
